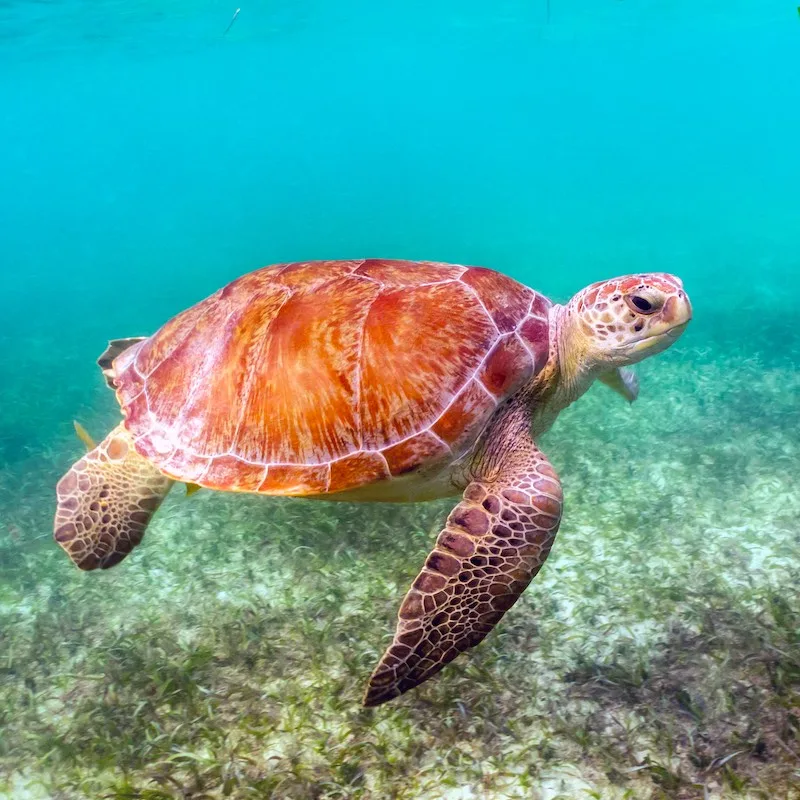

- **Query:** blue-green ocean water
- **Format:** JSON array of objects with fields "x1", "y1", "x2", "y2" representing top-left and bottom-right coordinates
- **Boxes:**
[
  {"x1": 2, "y1": 3, "x2": 800, "y2": 795},
  {"x1": 2, "y1": 1, "x2": 799, "y2": 465},
  {"x1": 3, "y1": 1, "x2": 799, "y2": 355}
]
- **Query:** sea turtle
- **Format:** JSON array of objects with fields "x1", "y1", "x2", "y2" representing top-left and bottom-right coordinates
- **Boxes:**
[{"x1": 53, "y1": 258, "x2": 692, "y2": 706}]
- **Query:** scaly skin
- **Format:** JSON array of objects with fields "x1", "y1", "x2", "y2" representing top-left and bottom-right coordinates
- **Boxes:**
[
  {"x1": 549, "y1": 272, "x2": 691, "y2": 411},
  {"x1": 364, "y1": 402, "x2": 562, "y2": 706},
  {"x1": 54, "y1": 424, "x2": 173, "y2": 570}
]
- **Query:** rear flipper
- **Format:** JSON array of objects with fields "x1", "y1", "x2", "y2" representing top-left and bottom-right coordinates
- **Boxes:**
[{"x1": 54, "y1": 423, "x2": 173, "y2": 570}]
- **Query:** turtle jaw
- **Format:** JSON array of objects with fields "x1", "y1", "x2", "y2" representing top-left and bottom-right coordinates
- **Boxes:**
[
  {"x1": 626, "y1": 319, "x2": 690, "y2": 359},
  {"x1": 665, "y1": 319, "x2": 691, "y2": 339}
]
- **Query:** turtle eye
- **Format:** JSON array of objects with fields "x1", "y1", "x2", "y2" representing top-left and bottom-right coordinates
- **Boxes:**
[{"x1": 625, "y1": 294, "x2": 659, "y2": 315}]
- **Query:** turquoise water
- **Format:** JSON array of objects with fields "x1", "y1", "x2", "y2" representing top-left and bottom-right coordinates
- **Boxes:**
[
  {"x1": 2, "y1": 1, "x2": 798, "y2": 456},
  {"x1": 1, "y1": 1, "x2": 800, "y2": 797}
]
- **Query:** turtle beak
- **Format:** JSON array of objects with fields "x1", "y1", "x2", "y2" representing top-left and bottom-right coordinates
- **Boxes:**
[
  {"x1": 665, "y1": 319, "x2": 690, "y2": 339},
  {"x1": 628, "y1": 290, "x2": 692, "y2": 358},
  {"x1": 649, "y1": 289, "x2": 693, "y2": 339},
  {"x1": 662, "y1": 290, "x2": 693, "y2": 330}
]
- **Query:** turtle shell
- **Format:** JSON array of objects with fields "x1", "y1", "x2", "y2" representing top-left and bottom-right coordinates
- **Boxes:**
[{"x1": 111, "y1": 259, "x2": 552, "y2": 495}]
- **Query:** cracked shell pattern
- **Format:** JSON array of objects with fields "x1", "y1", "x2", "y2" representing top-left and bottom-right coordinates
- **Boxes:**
[{"x1": 110, "y1": 259, "x2": 552, "y2": 495}]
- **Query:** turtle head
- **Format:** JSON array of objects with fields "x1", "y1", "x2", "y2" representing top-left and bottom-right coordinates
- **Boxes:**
[{"x1": 559, "y1": 273, "x2": 692, "y2": 376}]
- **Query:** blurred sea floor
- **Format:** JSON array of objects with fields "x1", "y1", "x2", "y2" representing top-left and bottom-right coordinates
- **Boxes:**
[{"x1": 1, "y1": 320, "x2": 798, "y2": 798}]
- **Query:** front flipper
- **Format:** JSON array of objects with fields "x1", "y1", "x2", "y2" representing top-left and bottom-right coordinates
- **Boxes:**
[
  {"x1": 364, "y1": 440, "x2": 563, "y2": 706},
  {"x1": 599, "y1": 367, "x2": 639, "y2": 403}
]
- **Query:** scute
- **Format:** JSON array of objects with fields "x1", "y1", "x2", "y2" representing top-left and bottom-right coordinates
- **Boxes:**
[
  {"x1": 112, "y1": 259, "x2": 551, "y2": 495},
  {"x1": 358, "y1": 281, "x2": 496, "y2": 449}
]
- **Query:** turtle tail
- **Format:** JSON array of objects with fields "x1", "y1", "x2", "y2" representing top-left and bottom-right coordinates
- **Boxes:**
[{"x1": 54, "y1": 424, "x2": 174, "y2": 570}]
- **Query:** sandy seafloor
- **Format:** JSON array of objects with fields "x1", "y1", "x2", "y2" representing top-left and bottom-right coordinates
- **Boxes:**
[{"x1": 1, "y1": 0, "x2": 799, "y2": 797}]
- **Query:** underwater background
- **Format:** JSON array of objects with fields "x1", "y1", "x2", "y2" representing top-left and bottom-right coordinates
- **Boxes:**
[{"x1": 1, "y1": 0, "x2": 799, "y2": 797}]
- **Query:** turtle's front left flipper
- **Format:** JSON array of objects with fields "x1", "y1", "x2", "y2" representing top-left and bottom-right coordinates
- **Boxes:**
[
  {"x1": 54, "y1": 424, "x2": 173, "y2": 570},
  {"x1": 364, "y1": 435, "x2": 563, "y2": 706}
]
